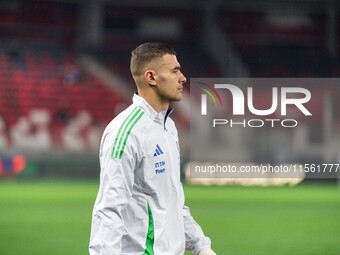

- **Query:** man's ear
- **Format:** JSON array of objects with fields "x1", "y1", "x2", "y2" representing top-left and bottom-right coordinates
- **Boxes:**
[{"x1": 144, "y1": 70, "x2": 157, "y2": 87}]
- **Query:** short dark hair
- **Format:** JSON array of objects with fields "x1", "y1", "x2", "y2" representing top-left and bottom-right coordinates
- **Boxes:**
[{"x1": 130, "y1": 42, "x2": 176, "y2": 77}]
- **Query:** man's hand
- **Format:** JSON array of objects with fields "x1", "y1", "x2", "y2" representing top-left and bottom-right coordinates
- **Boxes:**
[{"x1": 198, "y1": 247, "x2": 217, "y2": 255}]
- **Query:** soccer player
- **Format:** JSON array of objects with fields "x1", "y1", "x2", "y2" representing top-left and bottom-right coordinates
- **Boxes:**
[{"x1": 89, "y1": 42, "x2": 216, "y2": 255}]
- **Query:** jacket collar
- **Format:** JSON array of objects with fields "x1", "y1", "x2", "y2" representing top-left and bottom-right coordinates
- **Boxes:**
[{"x1": 132, "y1": 93, "x2": 174, "y2": 127}]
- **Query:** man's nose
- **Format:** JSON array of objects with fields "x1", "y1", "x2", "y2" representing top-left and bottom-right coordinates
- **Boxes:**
[{"x1": 180, "y1": 72, "x2": 187, "y2": 84}]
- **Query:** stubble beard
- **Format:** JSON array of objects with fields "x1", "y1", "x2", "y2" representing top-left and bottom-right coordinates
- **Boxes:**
[{"x1": 158, "y1": 88, "x2": 182, "y2": 104}]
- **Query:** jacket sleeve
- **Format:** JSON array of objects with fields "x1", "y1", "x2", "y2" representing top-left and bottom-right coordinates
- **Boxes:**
[
  {"x1": 183, "y1": 203, "x2": 212, "y2": 255},
  {"x1": 89, "y1": 131, "x2": 137, "y2": 255}
]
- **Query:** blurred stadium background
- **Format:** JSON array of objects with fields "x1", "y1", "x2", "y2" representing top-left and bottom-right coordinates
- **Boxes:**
[{"x1": 0, "y1": 0, "x2": 339, "y2": 254}]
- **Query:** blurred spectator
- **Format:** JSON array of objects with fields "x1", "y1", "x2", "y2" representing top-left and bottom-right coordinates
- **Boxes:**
[
  {"x1": 62, "y1": 63, "x2": 87, "y2": 86},
  {"x1": 55, "y1": 105, "x2": 71, "y2": 125},
  {"x1": 63, "y1": 63, "x2": 81, "y2": 86}
]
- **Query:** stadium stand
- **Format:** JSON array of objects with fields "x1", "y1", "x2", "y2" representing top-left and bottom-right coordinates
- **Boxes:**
[
  {"x1": 0, "y1": 1, "x2": 222, "y2": 153},
  {"x1": 0, "y1": 43, "x2": 126, "y2": 151},
  {"x1": 0, "y1": 0, "x2": 339, "y2": 179},
  {"x1": 217, "y1": 9, "x2": 339, "y2": 77}
]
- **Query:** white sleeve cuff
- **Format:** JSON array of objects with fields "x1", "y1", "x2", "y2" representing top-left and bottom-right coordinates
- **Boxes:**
[{"x1": 198, "y1": 247, "x2": 217, "y2": 255}]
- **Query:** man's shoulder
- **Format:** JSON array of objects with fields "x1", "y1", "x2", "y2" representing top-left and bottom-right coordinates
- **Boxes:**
[
  {"x1": 104, "y1": 104, "x2": 148, "y2": 137},
  {"x1": 100, "y1": 104, "x2": 150, "y2": 158}
]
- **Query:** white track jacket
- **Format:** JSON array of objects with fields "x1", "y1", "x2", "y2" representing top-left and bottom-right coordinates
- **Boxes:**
[{"x1": 89, "y1": 94, "x2": 211, "y2": 255}]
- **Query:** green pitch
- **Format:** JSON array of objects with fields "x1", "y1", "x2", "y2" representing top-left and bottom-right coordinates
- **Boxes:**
[{"x1": 0, "y1": 180, "x2": 339, "y2": 255}]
